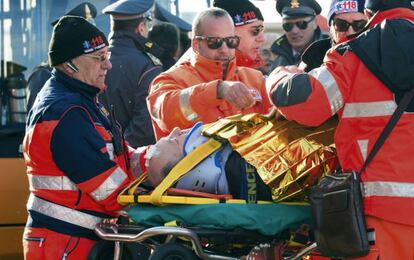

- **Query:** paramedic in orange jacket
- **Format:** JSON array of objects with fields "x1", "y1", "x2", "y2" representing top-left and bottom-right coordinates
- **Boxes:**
[
  {"x1": 266, "y1": 0, "x2": 414, "y2": 258},
  {"x1": 22, "y1": 16, "x2": 137, "y2": 259},
  {"x1": 147, "y1": 7, "x2": 272, "y2": 140}
]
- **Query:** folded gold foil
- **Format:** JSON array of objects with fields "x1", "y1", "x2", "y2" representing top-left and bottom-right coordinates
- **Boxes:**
[{"x1": 203, "y1": 113, "x2": 338, "y2": 202}]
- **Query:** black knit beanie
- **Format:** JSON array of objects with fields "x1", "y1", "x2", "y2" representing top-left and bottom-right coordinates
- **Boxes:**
[
  {"x1": 213, "y1": 0, "x2": 264, "y2": 26},
  {"x1": 48, "y1": 15, "x2": 108, "y2": 66},
  {"x1": 365, "y1": 0, "x2": 412, "y2": 12}
]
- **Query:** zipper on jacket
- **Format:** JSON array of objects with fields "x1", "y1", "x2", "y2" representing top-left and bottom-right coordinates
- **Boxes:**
[{"x1": 24, "y1": 237, "x2": 45, "y2": 247}]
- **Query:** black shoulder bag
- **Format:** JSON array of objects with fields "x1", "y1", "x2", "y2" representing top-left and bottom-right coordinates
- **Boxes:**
[{"x1": 310, "y1": 87, "x2": 414, "y2": 258}]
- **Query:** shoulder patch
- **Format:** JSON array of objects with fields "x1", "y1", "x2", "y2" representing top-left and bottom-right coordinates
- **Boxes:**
[
  {"x1": 334, "y1": 42, "x2": 352, "y2": 56},
  {"x1": 146, "y1": 52, "x2": 163, "y2": 66}
]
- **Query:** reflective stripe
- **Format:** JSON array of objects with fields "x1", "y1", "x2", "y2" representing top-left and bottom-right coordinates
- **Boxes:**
[
  {"x1": 342, "y1": 101, "x2": 397, "y2": 118},
  {"x1": 357, "y1": 139, "x2": 368, "y2": 161},
  {"x1": 362, "y1": 181, "x2": 414, "y2": 198},
  {"x1": 152, "y1": 93, "x2": 167, "y2": 120},
  {"x1": 90, "y1": 167, "x2": 128, "y2": 201},
  {"x1": 28, "y1": 174, "x2": 77, "y2": 191},
  {"x1": 179, "y1": 88, "x2": 199, "y2": 122},
  {"x1": 309, "y1": 67, "x2": 344, "y2": 115},
  {"x1": 27, "y1": 194, "x2": 107, "y2": 230}
]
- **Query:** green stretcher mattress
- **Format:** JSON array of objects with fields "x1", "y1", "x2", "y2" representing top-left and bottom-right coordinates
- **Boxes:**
[{"x1": 127, "y1": 203, "x2": 312, "y2": 236}]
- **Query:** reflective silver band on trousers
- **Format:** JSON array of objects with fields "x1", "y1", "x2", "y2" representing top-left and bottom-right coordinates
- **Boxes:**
[
  {"x1": 362, "y1": 181, "x2": 414, "y2": 198},
  {"x1": 28, "y1": 174, "x2": 78, "y2": 191},
  {"x1": 309, "y1": 66, "x2": 344, "y2": 115},
  {"x1": 27, "y1": 194, "x2": 110, "y2": 230},
  {"x1": 342, "y1": 101, "x2": 397, "y2": 118}
]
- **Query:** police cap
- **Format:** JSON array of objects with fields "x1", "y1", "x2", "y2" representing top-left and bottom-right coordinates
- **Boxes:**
[
  {"x1": 51, "y1": 2, "x2": 97, "y2": 26},
  {"x1": 276, "y1": 0, "x2": 322, "y2": 18},
  {"x1": 103, "y1": 0, "x2": 154, "y2": 20},
  {"x1": 154, "y1": 3, "x2": 191, "y2": 31}
]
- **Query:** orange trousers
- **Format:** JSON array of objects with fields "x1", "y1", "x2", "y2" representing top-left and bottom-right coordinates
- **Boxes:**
[
  {"x1": 23, "y1": 227, "x2": 96, "y2": 260},
  {"x1": 352, "y1": 216, "x2": 414, "y2": 260}
]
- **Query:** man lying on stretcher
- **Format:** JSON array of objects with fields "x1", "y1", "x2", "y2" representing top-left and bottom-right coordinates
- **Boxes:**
[{"x1": 130, "y1": 114, "x2": 337, "y2": 203}]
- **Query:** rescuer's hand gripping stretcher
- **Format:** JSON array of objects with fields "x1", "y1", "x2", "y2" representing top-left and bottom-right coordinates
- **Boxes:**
[{"x1": 94, "y1": 113, "x2": 338, "y2": 259}]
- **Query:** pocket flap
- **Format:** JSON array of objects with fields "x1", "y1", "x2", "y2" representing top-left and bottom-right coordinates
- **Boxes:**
[{"x1": 323, "y1": 189, "x2": 349, "y2": 213}]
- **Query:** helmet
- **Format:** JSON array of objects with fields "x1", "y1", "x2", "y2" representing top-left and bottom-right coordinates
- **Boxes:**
[{"x1": 365, "y1": 0, "x2": 412, "y2": 12}]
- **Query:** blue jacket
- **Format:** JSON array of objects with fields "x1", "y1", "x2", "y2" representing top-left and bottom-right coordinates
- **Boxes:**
[{"x1": 24, "y1": 69, "x2": 133, "y2": 239}]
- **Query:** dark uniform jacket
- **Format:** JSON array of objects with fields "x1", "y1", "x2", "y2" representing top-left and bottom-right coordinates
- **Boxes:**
[
  {"x1": 26, "y1": 63, "x2": 52, "y2": 112},
  {"x1": 24, "y1": 69, "x2": 133, "y2": 239},
  {"x1": 270, "y1": 27, "x2": 329, "y2": 70},
  {"x1": 101, "y1": 30, "x2": 163, "y2": 148}
]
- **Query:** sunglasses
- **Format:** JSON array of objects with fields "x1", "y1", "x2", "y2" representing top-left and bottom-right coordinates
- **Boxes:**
[
  {"x1": 282, "y1": 16, "x2": 315, "y2": 32},
  {"x1": 194, "y1": 36, "x2": 240, "y2": 49},
  {"x1": 333, "y1": 18, "x2": 367, "y2": 32},
  {"x1": 85, "y1": 51, "x2": 111, "y2": 62},
  {"x1": 250, "y1": 25, "x2": 265, "y2": 36}
]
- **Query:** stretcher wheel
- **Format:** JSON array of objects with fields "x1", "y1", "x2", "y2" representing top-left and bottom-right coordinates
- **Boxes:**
[{"x1": 149, "y1": 242, "x2": 198, "y2": 260}]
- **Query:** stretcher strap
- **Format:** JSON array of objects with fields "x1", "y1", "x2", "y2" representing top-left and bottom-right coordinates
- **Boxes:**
[{"x1": 150, "y1": 138, "x2": 223, "y2": 205}]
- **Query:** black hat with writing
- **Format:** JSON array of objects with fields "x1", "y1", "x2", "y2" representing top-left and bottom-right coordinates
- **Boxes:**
[
  {"x1": 48, "y1": 16, "x2": 108, "y2": 66},
  {"x1": 276, "y1": 0, "x2": 322, "y2": 18},
  {"x1": 213, "y1": 0, "x2": 264, "y2": 26}
]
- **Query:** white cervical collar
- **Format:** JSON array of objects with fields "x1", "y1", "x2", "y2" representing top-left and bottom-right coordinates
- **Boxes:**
[{"x1": 176, "y1": 122, "x2": 231, "y2": 194}]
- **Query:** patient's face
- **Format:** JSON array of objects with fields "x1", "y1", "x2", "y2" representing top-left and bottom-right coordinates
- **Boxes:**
[{"x1": 147, "y1": 127, "x2": 188, "y2": 185}]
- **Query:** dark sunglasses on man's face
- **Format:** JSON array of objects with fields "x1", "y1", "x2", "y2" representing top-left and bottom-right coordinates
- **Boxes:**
[
  {"x1": 194, "y1": 36, "x2": 240, "y2": 49},
  {"x1": 333, "y1": 18, "x2": 367, "y2": 32},
  {"x1": 282, "y1": 16, "x2": 315, "y2": 32}
]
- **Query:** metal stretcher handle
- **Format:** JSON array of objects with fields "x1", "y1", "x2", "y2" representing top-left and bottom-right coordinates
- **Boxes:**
[{"x1": 95, "y1": 223, "x2": 238, "y2": 260}]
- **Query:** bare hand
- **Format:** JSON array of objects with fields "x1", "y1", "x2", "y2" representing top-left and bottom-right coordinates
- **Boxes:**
[{"x1": 217, "y1": 81, "x2": 256, "y2": 110}]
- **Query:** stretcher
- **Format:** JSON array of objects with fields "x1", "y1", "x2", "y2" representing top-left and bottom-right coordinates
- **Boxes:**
[
  {"x1": 94, "y1": 141, "x2": 320, "y2": 259},
  {"x1": 94, "y1": 114, "x2": 335, "y2": 259}
]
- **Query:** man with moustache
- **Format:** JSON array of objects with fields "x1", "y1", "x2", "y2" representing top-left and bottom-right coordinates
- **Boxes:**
[{"x1": 147, "y1": 7, "x2": 272, "y2": 140}]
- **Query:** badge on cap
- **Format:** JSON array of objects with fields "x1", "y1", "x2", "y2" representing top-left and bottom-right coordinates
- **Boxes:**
[
  {"x1": 334, "y1": 0, "x2": 359, "y2": 14},
  {"x1": 291, "y1": 0, "x2": 300, "y2": 8}
]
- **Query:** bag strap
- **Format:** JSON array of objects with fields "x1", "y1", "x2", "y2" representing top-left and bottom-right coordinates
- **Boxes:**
[{"x1": 360, "y1": 87, "x2": 414, "y2": 173}]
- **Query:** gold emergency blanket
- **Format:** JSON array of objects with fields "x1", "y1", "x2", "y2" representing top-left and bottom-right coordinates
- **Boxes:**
[{"x1": 203, "y1": 113, "x2": 338, "y2": 202}]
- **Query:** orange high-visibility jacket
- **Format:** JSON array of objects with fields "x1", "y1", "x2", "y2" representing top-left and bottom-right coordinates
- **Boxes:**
[
  {"x1": 147, "y1": 52, "x2": 272, "y2": 139},
  {"x1": 267, "y1": 8, "x2": 414, "y2": 226}
]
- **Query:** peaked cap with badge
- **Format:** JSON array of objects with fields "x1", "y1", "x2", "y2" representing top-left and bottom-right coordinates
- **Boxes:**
[
  {"x1": 213, "y1": 0, "x2": 264, "y2": 26},
  {"x1": 103, "y1": 0, "x2": 154, "y2": 20},
  {"x1": 154, "y1": 3, "x2": 191, "y2": 31},
  {"x1": 276, "y1": 0, "x2": 322, "y2": 18},
  {"x1": 51, "y1": 2, "x2": 97, "y2": 26}
]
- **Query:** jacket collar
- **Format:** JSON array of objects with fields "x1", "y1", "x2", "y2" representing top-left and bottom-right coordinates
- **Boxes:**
[
  {"x1": 52, "y1": 68, "x2": 99, "y2": 100},
  {"x1": 189, "y1": 51, "x2": 238, "y2": 81},
  {"x1": 235, "y1": 49, "x2": 264, "y2": 69},
  {"x1": 109, "y1": 30, "x2": 163, "y2": 58}
]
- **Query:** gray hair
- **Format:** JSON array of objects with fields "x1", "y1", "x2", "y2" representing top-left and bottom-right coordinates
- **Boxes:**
[{"x1": 192, "y1": 7, "x2": 231, "y2": 36}]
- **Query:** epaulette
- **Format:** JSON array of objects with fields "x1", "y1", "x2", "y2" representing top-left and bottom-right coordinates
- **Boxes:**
[
  {"x1": 143, "y1": 40, "x2": 163, "y2": 66},
  {"x1": 145, "y1": 52, "x2": 163, "y2": 66}
]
